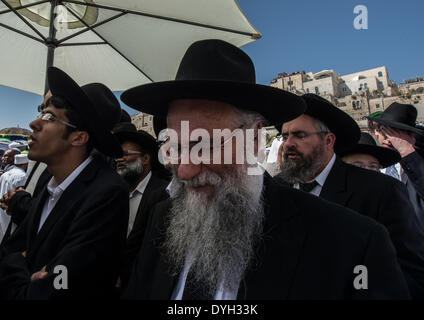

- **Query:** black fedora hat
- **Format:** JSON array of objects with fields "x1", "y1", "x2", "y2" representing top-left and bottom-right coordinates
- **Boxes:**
[
  {"x1": 47, "y1": 67, "x2": 123, "y2": 158},
  {"x1": 338, "y1": 132, "x2": 401, "y2": 168},
  {"x1": 121, "y1": 39, "x2": 306, "y2": 124},
  {"x1": 299, "y1": 94, "x2": 360, "y2": 152},
  {"x1": 367, "y1": 102, "x2": 422, "y2": 134},
  {"x1": 120, "y1": 109, "x2": 132, "y2": 123},
  {"x1": 153, "y1": 116, "x2": 167, "y2": 140},
  {"x1": 113, "y1": 124, "x2": 162, "y2": 170}
]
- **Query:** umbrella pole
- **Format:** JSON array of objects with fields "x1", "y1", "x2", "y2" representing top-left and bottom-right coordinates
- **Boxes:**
[{"x1": 44, "y1": 0, "x2": 58, "y2": 94}]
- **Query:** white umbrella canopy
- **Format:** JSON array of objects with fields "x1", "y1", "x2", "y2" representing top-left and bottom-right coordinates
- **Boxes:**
[{"x1": 0, "y1": 0, "x2": 261, "y2": 96}]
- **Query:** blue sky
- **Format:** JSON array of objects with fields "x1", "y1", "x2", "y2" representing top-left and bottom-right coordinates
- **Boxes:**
[{"x1": 1, "y1": 0, "x2": 423, "y2": 130}]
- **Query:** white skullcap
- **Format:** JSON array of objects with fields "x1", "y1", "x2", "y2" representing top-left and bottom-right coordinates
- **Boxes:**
[
  {"x1": 9, "y1": 141, "x2": 25, "y2": 151},
  {"x1": 14, "y1": 153, "x2": 28, "y2": 165}
]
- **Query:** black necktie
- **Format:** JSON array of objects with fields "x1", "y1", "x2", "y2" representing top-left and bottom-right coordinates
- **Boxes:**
[{"x1": 299, "y1": 180, "x2": 318, "y2": 192}]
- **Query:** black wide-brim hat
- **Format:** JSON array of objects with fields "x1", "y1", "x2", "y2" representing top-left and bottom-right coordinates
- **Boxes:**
[
  {"x1": 121, "y1": 39, "x2": 306, "y2": 124},
  {"x1": 47, "y1": 67, "x2": 123, "y2": 158},
  {"x1": 338, "y1": 132, "x2": 401, "y2": 168},
  {"x1": 300, "y1": 94, "x2": 360, "y2": 153},
  {"x1": 367, "y1": 102, "x2": 423, "y2": 134},
  {"x1": 113, "y1": 124, "x2": 162, "y2": 170}
]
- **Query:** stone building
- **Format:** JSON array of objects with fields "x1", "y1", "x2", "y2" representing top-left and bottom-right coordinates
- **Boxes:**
[{"x1": 131, "y1": 113, "x2": 155, "y2": 137}]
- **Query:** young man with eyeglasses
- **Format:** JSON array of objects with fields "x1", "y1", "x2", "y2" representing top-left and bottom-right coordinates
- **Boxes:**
[
  {"x1": 277, "y1": 94, "x2": 424, "y2": 298},
  {"x1": 0, "y1": 67, "x2": 129, "y2": 299},
  {"x1": 112, "y1": 122, "x2": 169, "y2": 287}
]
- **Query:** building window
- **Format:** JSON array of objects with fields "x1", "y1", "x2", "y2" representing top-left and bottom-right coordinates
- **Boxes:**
[
  {"x1": 288, "y1": 81, "x2": 293, "y2": 85},
  {"x1": 378, "y1": 71, "x2": 383, "y2": 77},
  {"x1": 359, "y1": 84, "x2": 363, "y2": 90},
  {"x1": 376, "y1": 104, "x2": 380, "y2": 108},
  {"x1": 356, "y1": 101, "x2": 361, "y2": 109},
  {"x1": 315, "y1": 86, "x2": 319, "y2": 94},
  {"x1": 306, "y1": 88, "x2": 310, "y2": 93},
  {"x1": 364, "y1": 83, "x2": 368, "y2": 89}
]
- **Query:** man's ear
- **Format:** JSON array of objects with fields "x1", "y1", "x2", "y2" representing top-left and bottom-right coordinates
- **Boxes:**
[
  {"x1": 141, "y1": 153, "x2": 151, "y2": 166},
  {"x1": 70, "y1": 131, "x2": 90, "y2": 147},
  {"x1": 326, "y1": 133, "x2": 336, "y2": 149}
]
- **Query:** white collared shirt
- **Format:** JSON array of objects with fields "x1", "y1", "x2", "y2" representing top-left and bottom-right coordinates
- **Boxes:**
[
  {"x1": 38, "y1": 156, "x2": 93, "y2": 232},
  {"x1": 294, "y1": 153, "x2": 336, "y2": 196},
  {"x1": 128, "y1": 171, "x2": 152, "y2": 236},
  {"x1": 381, "y1": 162, "x2": 402, "y2": 181},
  {"x1": 171, "y1": 252, "x2": 240, "y2": 300}
]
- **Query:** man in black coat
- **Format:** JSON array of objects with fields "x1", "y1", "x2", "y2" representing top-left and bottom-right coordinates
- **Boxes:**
[
  {"x1": 113, "y1": 123, "x2": 169, "y2": 285},
  {"x1": 120, "y1": 39, "x2": 410, "y2": 299},
  {"x1": 277, "y1": 94, "x2": 424, "y2": 298},
  {"x1": 368, "y1": 103, "x2": 424, "y2": 230},
  {"x1": 0, "y1": 67, "x2": 129, "y2": 299}
]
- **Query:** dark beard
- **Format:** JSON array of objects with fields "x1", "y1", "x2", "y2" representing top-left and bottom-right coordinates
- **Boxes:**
[
  {"x1": 276, "y1": 142, "x2": 325, "y2": 184},
  {"x1": 117, "y1": 158, "x2": 144, "y2": 188},
  {"x1": 162, "y1": 166, "x2": 264, "y2": 297}
]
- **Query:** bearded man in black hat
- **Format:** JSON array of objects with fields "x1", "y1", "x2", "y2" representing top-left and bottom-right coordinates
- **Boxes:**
[
  {"x1": 0, "y1": 67, "x2": 129, "y2": 299},
  {"x1": 113, "y1": 123, "x2": 169, "y2": 286},
  {"x1": 277, "y1": 94, "x2": 424, "y2": 298},
  {"x1": 120, "y1": 39, "x2": 409, "y2": 299},
  {"x1": 368, "y1": 103, "x2": 424, "y2": 230}
]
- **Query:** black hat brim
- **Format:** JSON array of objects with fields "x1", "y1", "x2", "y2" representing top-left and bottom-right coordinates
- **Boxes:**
[
  {"x1": 367, "y1": 116, "x2": 424, "y2": 135},
  {"x1": 114, "y1": 131, "x2": 158, "y2": 155},
  {"x1": 339, "y1": 144, "x2": 401, "y2": 168},
  {"x1": 121, "y1": 80, "x2": 307, "y2": 125},
  {"x1": 300, "y1": 95, "x2": 360, "y2": 153},
  {"x1": 48, "y1": 67, "x2": 123, "y2": 158}
]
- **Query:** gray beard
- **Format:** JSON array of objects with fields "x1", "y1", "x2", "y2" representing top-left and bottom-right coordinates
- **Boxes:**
[
  {"x1": 117, "y1": 158, "x2": 144, "y2": 186},
  {"x1": 276, "y1": 141, "x2": 325, "y2": 184},
  {"x1": 162, "y1": 166, "x2": 264, "y2": 297}
]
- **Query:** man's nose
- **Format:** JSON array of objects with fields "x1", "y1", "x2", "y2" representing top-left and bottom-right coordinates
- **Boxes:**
[
  {"x1": 177, "y1": 161, "x2": 202, "y2": 181},
  {"x1": 115, "y1": 157, "x2": 126, "y2": 163},
  {"x1": 29, "y1": 118, "x2": 41, "y2": 132}
]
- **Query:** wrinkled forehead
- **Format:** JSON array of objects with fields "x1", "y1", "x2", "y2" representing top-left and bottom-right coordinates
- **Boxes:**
[{"x1": 167, "y1": 99, "x2": 239, "y2": 140}]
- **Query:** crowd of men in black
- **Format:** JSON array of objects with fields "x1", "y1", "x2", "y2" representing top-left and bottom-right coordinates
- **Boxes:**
[{"x1": 0, "y1": 39, "x2": 423, "y2": 300}]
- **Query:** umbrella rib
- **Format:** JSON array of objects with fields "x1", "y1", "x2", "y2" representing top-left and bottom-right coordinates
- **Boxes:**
[
  {"x1": 0, "y1": 0, "x2": 49, "y2": 15},
  {"x1": 63, "y1": 4, "x2": 154, "y2": 82},
  {"x1": 0, "y1": 0, "x2": 46, "y2": 42},
  {"x1": 60, "y1": 42, "x2": 107, "y2": 46},
  {"x1": 0, "y1": 22, "x2": 44, "y2": 44},
  {"x1": 57, "y1": 11, "x2": 126, "y2": 44},
  {"x1": 64, "y1": 0, "x2": 260, "y2": 39}
]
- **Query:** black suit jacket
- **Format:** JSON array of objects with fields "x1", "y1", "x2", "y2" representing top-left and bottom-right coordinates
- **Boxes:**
[
  {"x1": 400, "y1": 152, "x2": 424, "y2": 230},
  {"x1": 122, "y1": 174, "x2": 410, "y2": 299},
  {"x1": 0, "y1": 156, "x2": 129, "y2": 299},
  {"x1": 320, "y1": 157, "x2": 424, "y2": 298},
  {"x1": 121, "y1": 172, "x2": 169, "y2": 285}
]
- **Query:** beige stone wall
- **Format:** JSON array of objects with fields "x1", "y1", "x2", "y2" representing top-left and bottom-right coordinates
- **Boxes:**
[{"x1": 131, "y1": 113, "x2": 155, "y2": 137}]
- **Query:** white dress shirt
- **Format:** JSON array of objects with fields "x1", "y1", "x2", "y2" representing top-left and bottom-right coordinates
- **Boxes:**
[
  {"x1": 38, "y1": 156, "x2": 93, "y2": 232},
  {"x1": 294, "y1": 153, "x2": 336, "y2": 196},
  {"x1": 128, "y1": 171, "x2": 152, "y2": 236}
]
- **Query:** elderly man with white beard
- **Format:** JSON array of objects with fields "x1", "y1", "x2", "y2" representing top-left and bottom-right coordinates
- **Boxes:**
[{"x1": 120, "y1": 39, "x2": 410, "y2": 299}]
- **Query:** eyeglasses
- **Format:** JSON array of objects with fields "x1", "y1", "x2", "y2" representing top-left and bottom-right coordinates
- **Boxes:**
[
  {"x1": 122, "y1": 150, "x2": 142, "y2": 157},
  {"x1": 37, "y1": 112, "x2": 77, "y2": 129},
  {"x1": 350, "y1": 161, "x2": 381, "y2": 171},
  {"x1": 160, "y1": 124, "x2": 250, "y2": 162},
  {"x1": 281, "y1": 131, "x2": 329, "y2": 142}
]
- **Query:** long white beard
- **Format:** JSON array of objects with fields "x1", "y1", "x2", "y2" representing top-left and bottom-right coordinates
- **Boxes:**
[{"x1": 163, "y1": 165, "x2": 264, "y2": 296}]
